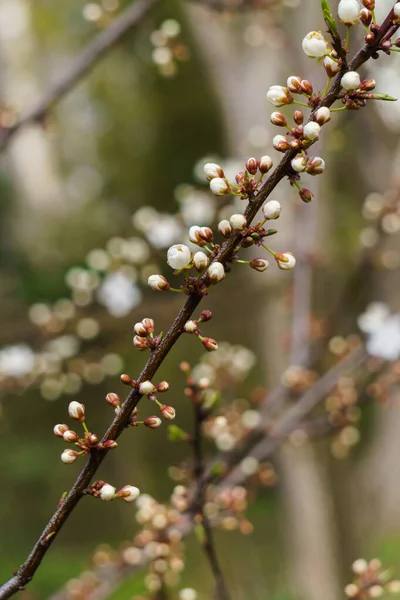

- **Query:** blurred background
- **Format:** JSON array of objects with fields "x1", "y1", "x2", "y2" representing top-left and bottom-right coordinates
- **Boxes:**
[{"x1": 1, "y1": 0, "x2": 400, "y2": 598}]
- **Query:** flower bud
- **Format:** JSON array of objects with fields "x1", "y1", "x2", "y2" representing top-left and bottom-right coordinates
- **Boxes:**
[
  {"x1": 338, "y1": 0, "x2": 361, "y2": 24},
  {"x1": 139, "y1": 380, "x2": 156, "y2": 396},
  {"x1": 395, "y1": 2, "x2": 400, "y2": 18},
  {"x1": 270, "y1": 112, "x2": 287, "y2": 127},
  {"x1": 68, "y1": 401, "x2": 85, "y2": 422},
  {"x1": 142, "y1": 318, "x2": 154, "y2": 332},
  {"x1": 273, "y1": 135, "x2": 289, "y2": 152},
  {"x1": 369, "y1": 586, "x2": 383, "y2": 598},
  {"x1": 206, "y1": 262, "x2": 225, "y2": 283},
  {"x1": 287, "y1": 76, "x2": 302, "y2": 93},
  {"x1": 202, "y1": 337, "x2": 218, "y2": 351},
  {"x1": 362, "y1": 0, "x2": 374, "y2": 8},
  {"x1": 344, "y1": 584, "x2": 360, "y2": 598},
  {"x1": 262, "y1": 200, "x2": 281, "y2": 220},
  {"x1": 198, "y1": 227, "x2": 213, "y2": 243},
  {"x1": 302, "y1": 32, "x2": 330, "y2": 58},
  {"x1": 121, "y1": 373, "x2": 134, "y2": 386},
  {"x1": 266, "y1": 85, "x2": 292, "y2": 107},
  {"x1": 160, "y1": 405, "x2": 176, "y2": 420},
  {"x1": 323, "y1": 55, "x2": 341, "y2": 77},
  {"x1": 259, "y1": 155, "x2": 273, "y2": 173},
  {"x1": 209, "y1": 177, "x2": 231, "y2": 196},
  {"x1": 293, "y1": 110, "x2": 304, "y2": 125},
  {"x1": 118, "y1": 485, "x2": 140, "y2": 502},
  {"x1": 148, "y1": 274, "x2": 170, "y2": 291},
  {"x1": 314, "y1": 107, "x2": 331, "y2": 125},
  {"x1": 300, "y1": 80, "x2": 313, "y2": 95},
  {"x1": 235, "y1": 172, "x2": 245, "y2": 185},
  {"x1": 54, "y1": 424, "x2": 69, "y2": 438},
  {"x1": 246, "y1": 157, "x2": 258, "y2": 174},
  {"x1": 299, "y1": 188, "x2": 314, "y2": 203},
  {"x1": 250, "y1": 258, "x2": 270, "y2": 272},
  {"x1": 199, "y1": 309, "x2": 212, "y2": 321},
  {"x1": 188, "y1": 225, "x2": 204, "y2": 246},
  {"x1": 63, "y1": 430, "x2": 79, "y2": 443},
  {"x1": 306, "y1": 156, "x2": 325, "y2": 175},
  {"x1": 341, "y1": 71, "x2": 361, "y2": 91},
  {"x1": 88, "y1": 433, "x2": 98, "y2": 445},
  {"x1": 61, "y1": 449, "x2": 79, "y2": 464},
  {"x1": 303, "y1": 121, "x2": 321, "y2": 141},
  {"x1": 291, "y1": 156, "x2": 307, "y2": 173},
  {"x1": 184, "y1": 320, "x2": 198, "y2": 333},
  {"x1": 360, "y1": 78, "x2": 375, "y2": 91},
  {"x1": 204, "y1": 162, "x2": 224, "y2": 181},
  {"x1": 218, "y1": 219, "x2": 232, "y2": 237},
  {"x1": 352, "y1": 559, "x2": 368, "y2": 574},
  {"x1": 133, "y1": 321, "x2": 147, "y2": 336},
  {"x1": 167, "y1": 244, "x2": 192, "y2": 270},
  {"x1": 157, "y1": 381, "x2": 170, "y2": 392},
  {"x1": 193, "y1": 251, "x2": 209, "y2": 271},
  {"x1": 359, "y1": 7, "x2": 372, "y2": 25},
  {"x1": 275, "y1": 252, "x2": 296, "y2": 271},
  {"x1": 133, "y1": 335, "x2": 148, "y2": 350},
  {"x1": 229, "y1": 214, "x2": 247, "y2": 230},
  {"x1": 100, "y1": 483, "x2": 116, "y2": 501},
  {"x1": 144, "y1": 416, "x2": 162, "y2": 429},
  {"x1": 102, "y1": 440, "x2": 118, "y2": 449}
]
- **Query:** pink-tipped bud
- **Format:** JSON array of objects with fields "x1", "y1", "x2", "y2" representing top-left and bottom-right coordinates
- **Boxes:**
[
  {"x1": 63, "y1": 430, "x2": 79, "y2": 443},
  {"x1": 299, "y1": 188, "x2": 314, "y2": 203},
  {"x1": 148, "y1": 274, "x2": 170, "y2": 291},
  {"x1": 157, "y1": 381, "x2": 170, "y2": 393},
  {"x1": 218, "y1": 220, "x2": 232, "y2": 237},
  {"x1": 68, "y1": 401, "x2": 85, "y2": 422},
  {"x1": 300, "y1": 79, "x2": 313, "y2": 95},
  {"x1": 139, "y1": 380, "x2": 156, "y2": 396},
  {"x1": 133, "y1": 321, "x2": 147, "y2": 336},
  {"x1": 88, "y1": 433, "x2": 99, "y2": 445},
  {"x1": 199, "y1": 309, "x2": 212, "y2": 322},
  {"x1": 202, "y1": 337, "x2": 219, "y2": 352},
  {"x1": 106, "y1": 392, "x2": 121, "y2": 407},
  {"x1": 314, "y1": 107, "x2": 331, "y2": 125},
  {"x1": 54, "y1": 424, "x2": 69, "y2": 438},
  {"x1": 118, "y1": 485, "x2": 140, "y2": 502},
  {"x1": 103, "y1": 440, "x2": 118, "y2": 449},
  {"x1": 306, "y1": 156, "x2": 325, "y2": 175},
  {"x1": 287, "y1": 76, "x2": 302, "y2": 93},
  {"x1": 133, "y1": 335, "x2": 148, "y2": 350},
  {"x1": 144, "y1": 416, "x2": 162, "y2": 429},
  {"x1": 246, "y1": 157, "x2": 258, "y2": 174},
  {"x1": 360, "y1": 78, "x2": 376, "y2": 91},
  {"x1": 184, "y1": 320, "x2": 198, "y2": 333},
  {"x1": 204, "y1": 162, "x2": 224, "y2": 181},
  {"x1": 360, "y1": 7, "x2": 372, "y2": 25},
  {"x1": 259, "y1": 155, "x2": 273, "y2": 174},
  {"x1": 275, "y1": 252, "x2": 296, "y2": 271},
  {"x1": 235, "y1": 171, "x2": 245, "y2": 185},
  {"x1": 273, "y1": 135, "x2": 290, "y2": 152},
  {"x1": 293, "y1": 110, "x2": 304, "y2": 125},
  {"x1": 250, "y1": 258, "x2": 270, "y2": 272},
  {"x1": 206, "y1": 262, "x2": 225, "y2": 283},
  {"x1": 61, "y1": 449, "x2": 79, "y2": 464},
  {"x1": 142, "y1": 318, "x2": 154, "y2": 332},
  {"x1": 100, "y1": 483, "x2": 116, "y2": 501},
  {"x1": 270, "y1": 112, "x2": 287, "y2": 127},
  {"x1": 160, "y1": 405, "x2": 176, "y2": 420}
]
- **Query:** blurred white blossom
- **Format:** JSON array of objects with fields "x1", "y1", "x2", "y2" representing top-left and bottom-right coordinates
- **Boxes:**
[
  {"x1": 0, "y1": 344, "x2": 35, "y2": 377},
  {"x1": 359, "y1": 303, "x2": 400, "y2": 360},
  {"x1": 98, "y1": 272, "x2": 142, "y2": 317}
]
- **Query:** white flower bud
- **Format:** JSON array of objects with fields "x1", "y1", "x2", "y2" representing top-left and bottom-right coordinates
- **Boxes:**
[
  {"x1": 188, "y1": 225, "x2": 202, "y2": 246},
  {"x1": 303, "y1": 121, "x2": 321, "y2": 141},
  {"x1": 207, "y1": 262, "x2": 225, "y2": 283},
  {"x1": 193, "y1": 251, "x2": 209, "y2": 270},
  {"x1": 266, "y1": 85, "x2": 292, "y2": 107},
  {"x1": 369, "y1": 586, "x2": 383, "y2": 598},
  {"x1": 291, "y1": 156, "x2": 307, "y2": 172},
  {"x1": 250, "y1": 258, "x2": 270, "y2": 272},
  {"x1": 259, "y1": 155, "x2": 273, "y2": 173},
  {"x1": 119, "y1": 485, "x2": 141, "y2": 503},
  {"x1": 100, "y1": 484, "x2": 116, "y2": 501},
  {"x1": 218, "y1": 219, "x2": 232, "y2": 237},
  {"x1": 203, "y1": 162, "x2": 224, "y2": 181},
  {"x1": 209, "y1": 177, "x2": 230, "y2": 196},
  {"x1": 184, "y1": 320, "x2": 198, "y2": 333},
  {"x1": 148, "y1": 274, "x2": 170, "y2": 291},
  {"x1": 314, "y1": 107, "x2": 331, "y2": 125},
  {"x1": 167, "y1": 244, "x2": 192, "y2": 270},
  {"x1": 323, "y1": 55, "x2": 341, "y2": 76},
  {"x1": 134, "y1": 322, "x2": 147, "y2": 336},
  {"x1": 61, "y1": 449, "x2": 79, "y2": 464},
  {"x1": 352, "y1": 559, "x2": 368, "y2": 575},
  {"x1": 338, "y1": 0, "x2": 360, "y2": 24},
  {"x1": 54, "y1": 424, "x2": 69, "y2": 438},
  {"x1": 139, "y1": 380, "x2": 156, "y2": 395},
  {"x1": 287, "y1": 76, "x2": 302, "y2": 93},
  {"x1": 68, "y1": 401, "x2": 85, "y2": 422},
  {"x1": 63, "y1": 430, "x2": 79, "y2": 443},
  {"x1": 302, "y1": 31, "x2": 330, "y2": 58},
  {"x1": 273, "y1": 134, "x2": 289, "y2": 152},
  {"x1": 229, "y1": 214, "x2": 247, "y2": 230},
  {"x1": 341, "y1": 71, "x2": 361, "y2": 91},
  {"x1": 395, "y1": 2, "x2": 400, "y2": 18},
  {"x1": 276, "y1": 252, "x2": 296, "y2": 271},
  {"x1": 262, "y1": 200, "x2": 281, "y2": 220},
  {"x1": 345, "y1": 584, "x2": 360, "y2": 598},
  {"x1": 306, "y1": 156, "x2": 325, "y2": 175}
]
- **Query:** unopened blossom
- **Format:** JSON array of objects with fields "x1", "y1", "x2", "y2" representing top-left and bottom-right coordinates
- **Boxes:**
[
  {"x1": 63, "y1": 430, "x2": 79, "y2": 443},
  {"x1": 160, "y1": 405, "x2": 176, "y2": 420},
  {"x1": 54, "y1": 424, "x2": 69, "y2": 438},
  {"x1": 246, "y1": 157, "x2": 258, "y2": 174},
  {"x1": 61, "y1": 449, "x2": 79, "y2": 464},
  {"x1": 230, "y1": 214, "x2": 247, "y2": 230},
  {"x1": 323, "y1": 55, "x2": 341, "y2": 77},
  {"x1": 100, "y1": 484, "x2": 116, "y2": 501},
  {"x1": 134, "y1": 322, "x2": 147, "y2": 336},
  {"x1": 119, "y1": 485, "x2": 141, "y2": 502},
  {"x1": 133, "y1": 335, "x2": 148, "y2": 350},
  {"x1": 345, "y1": 584, "x2": 360, "y2": 598},
  {"x1": 266, "y1": 85, "x2": 292, "y2": 107},
  {"x1": 202, "y1": 337, "x2": 218, "y2": 351},
  {"x1": 275, "y1": 252, "x2": 296, "y2": 271},
  {"x1": 188, "y1": 225, "x2": 203, "y2": 245},
  {"x1": 179, "y1": 589, "x2": 198, "y2": 600},
  {"x1": 68, "y1": 401, "x2": 85, "y2": 422},
  {"x1": 209, "y1": 177, "x2": 230, "y2": 196},
  {"x1": 250, "y1": 258, "x2": 270, "y2": 272},
  {"x1": 352, "y1": 558, "x2": 368, "y2": 574},
  {"x1": 207, "y1": 262, "x2": 225, "y2": 283},
  {"x1": 148, "y1": 274, "x2": 170, "y2": 291},
  {"x1": 299, "y1": 188, "x2": 313, "y2": 202},
  {"x1": 306, "y1": 156, "x2": 325, "y2": 175},
  {"x1": 314, "y1": 107, "x2": 331, "y2": 125},
  {"x1": 144, "y1": 416, "x2": 162, "y2": 429},
  {"x1": 218, "y1": 220, "x2": 232, "y2": 237},
  {"x1": 259, "y1": 155, "x2": 273, "y2": 173},
  {"x1": 360, "y1": 7, "x2": 372, "y2": 25},
  {"x1": 167, "y1": 244, "x2": 192, "y2": 270},
  {"x1": 270, "y1": 112, "x2": 287, "y2": 127},
  {"x1": 184, "y1": 320, "x2": 198, "y2": 333},
  {"x1": 139, "y1": 381, "x2": 156, "y2": 396},
  {"x1": 203, "y1": 162, "x2": 224, "y2": 180},
  {"x1": 287, "y1": 75, "x2": 302, "y2": 93},
  {"x1": 303, "y1": 121, "x2": 321, "y2": 141},
  {"x1": 193, "y1": 251, "x2": 209, "y2": 270},
  {"x1": 273, "y1": 135, "x2": 289, "y2": 152},
  {"x1": 302, "y1": 31, "x2": 330, "y2": 58},
  {"x1": 262, "y1": 200, "x2": 281, "y2": 220},
  {"x1": 338, "y1": 0, "x2": 360, "y2": 24},
  {"x1": 341, "y1": 71, "x2": 361, "y2": 91},
  {"x1": 157, "y1": 381, "x2": 170, "y2": 392},
  {"x1": 291, "y1": 156, "x2": 307, "y2": 172},
  {"x1": 105, "y1": 393, "x2": 120, "y2": 407},
  {"x1": 395, "y1": 3, "x2": 400, "y2": 18}
]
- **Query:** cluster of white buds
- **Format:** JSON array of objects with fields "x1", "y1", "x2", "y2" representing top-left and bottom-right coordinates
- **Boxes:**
[
  {"x1": 89, "y1": 480, "x2": 141, "y2": 503},
  {"x1": 205, "y1": 157, "x2": 273, "y2": 200},
  {"x1": 183, "y1": 309, "x2": 218, "y2": 352},
  {"x1": 120, "y1": 375, "x2": 177, "y2": 422},
  {"x1": 133, "y1": 318, "x2": 162, "y2": 352},
  {"x1": 204, "y1": 163, "x2": 231, "y2": 196},
  {"x1": 345, "y1": 558, "x2": 400, "y2": 598}
]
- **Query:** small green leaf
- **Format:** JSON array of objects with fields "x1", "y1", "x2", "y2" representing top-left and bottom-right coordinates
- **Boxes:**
[
  {"x1": 321, "y1": 0, "x2": 338, "y2": 35},
  {"x1": 371, "y1": 93, "x2": 397, "y2": 101},
  {"x1": 194, "y1": 523, "x2": 206, "y2": 545},
  {"x1": 168, "y1": 425, "x2": 189, "y2": 441},
  {"x1": 209, "y1": 461, "x2": 225, "y2": 477}
]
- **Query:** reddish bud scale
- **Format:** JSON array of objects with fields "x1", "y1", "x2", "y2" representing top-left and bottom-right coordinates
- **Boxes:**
[
  {"x1": 293, "y1": 110, "x2": 304, "y2": 125},
  {"x1": 121, "y1": 374, "x2": 135, "y2": 386},
  {"x1": 88, "y1": 433, "x2": 99, "y2": 445},
  {"x1": 299, "y1": 188, "x2": 313, "y2": 203}
]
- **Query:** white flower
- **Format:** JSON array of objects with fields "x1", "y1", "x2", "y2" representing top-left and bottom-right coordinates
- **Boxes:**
[
  {"x1": 303, "y1": 121, "x2": 321, "y2": 141},
  {"x1": 98, "y1": 272, "x2": 142, "y2": 318},
  {"x1": 119, "y1": 485, "x2": 140, "y2": 502},
  {"x1": 207, "y1": 262, "x2": 225, "y2": 283},
  {"x1": 68, "y1": 401, "x2": 85, "y2": 422},
  {"x1": 209, "y1": 177, "x2": 230, "y2": 196},
  {"x1": 341, "y1": 71, "x2": 361, "y2": 91},
  {"x1": 358, "y1": 302, "x2": 390, "y2": 334},
  {"x1": 61, "y1": 449, "x2": 78, "y2": 464},
  {"x1": 0, "y1": 344, "x2": 35, "y2": 377},
  {"x1": 229, "y1": 214, "x2": 247, "y2": 230},
  {"x1": 266, "y1": 85, "x2": 292, "y2": 107},
  {"x1": 148, "y1": 274, "x2": 170, "y2": 291},
  {"x1": 302, "y1": 31, "x2": 330, "y2": 58},
  {"x1": 276, "y1": 252, "x2": 296, "y2": 271},
  {"x1": 314, "y1": 107, "x2": 331, "y2": 125},
  {"x1": 338, "y1": 0, "x2": 360, "y2": 24},
  {"x1": 262, "y1": 200, "x2": 281, "y2": 220},
  {"x1": 291, "y1": 156, "x2": 307, "y2": 172},
  {"x1": 395, "y1": 3, "x2": 400, "y2": 19},
  {"x1": 365, "y1": 313, "x2": 400, "y2": 361},
  {"x1": 203, "y1": 162, "x2": 224, "y2": 180},
  {"x1": 139, "y1": 381, "x2": 156, "y2": 395},
  {"x1": 179, "y1": 589, "x2": 198, "y2": 600},
  {"x1": 167, "y1": 244, "x2": 192, "y2": 270},
  {"x1": 352, "y1": 559, "x2": 368, "y2": 575},
  {"x1": 193, "y1": 251, "x2": 209, "y2": 270},
  {"x1": 100, "y1": 484, "x2": 116, "y2": 501}
]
